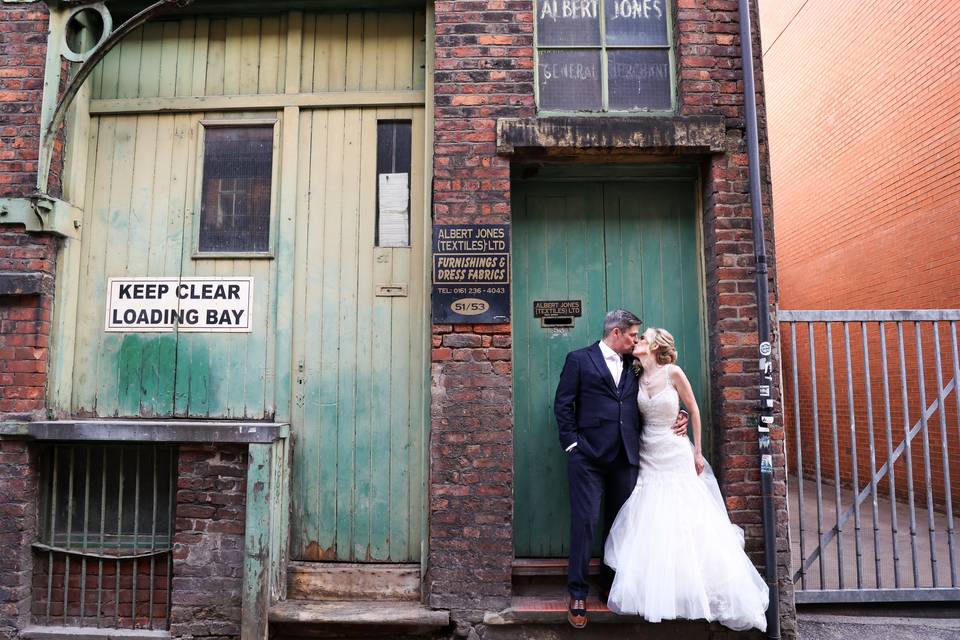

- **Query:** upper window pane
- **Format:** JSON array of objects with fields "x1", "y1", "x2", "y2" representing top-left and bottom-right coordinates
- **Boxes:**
[
  {"x1": 199, "y1": 126, "x2": 273, "y2": 253},
  {"x1": 604, "y1": 0, "x2": 669, "y2": 46},
  {"x1": 537, "y1": 0, "x2": 601, "y2": 46}
]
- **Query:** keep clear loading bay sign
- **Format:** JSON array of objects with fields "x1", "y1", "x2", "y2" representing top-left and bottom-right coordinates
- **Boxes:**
[
  {"x1": 105, "y1": 277, "x2": 254, "y2": 332},
  {"x1": 432, "y1": 224, "x2": 510, "y2": 323}
]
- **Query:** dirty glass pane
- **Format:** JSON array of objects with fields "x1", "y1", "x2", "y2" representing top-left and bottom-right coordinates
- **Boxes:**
[
  {"x1": 536, "y1": 0, "x2": 601, "y2": 46},
  {"x1": 604, "y1": 0, "x2": 669, "y2": 47},
  {"x1": 376, "y1": 120, "x2": 412, "y2": 247},
  {"x1": 537, "y1": 49, "x2": 603, "y2": 111},
  {"x1": 607, "y1": 48, "x2": 671, "y2": 110},
  {"x1": 198, "y1": 126, "x2": 273, "y2": 253}
]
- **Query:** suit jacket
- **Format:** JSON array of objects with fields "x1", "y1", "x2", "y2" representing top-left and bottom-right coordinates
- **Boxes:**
[{"x1": 554, "y1": 342, "x2": 642, "y2": 466}]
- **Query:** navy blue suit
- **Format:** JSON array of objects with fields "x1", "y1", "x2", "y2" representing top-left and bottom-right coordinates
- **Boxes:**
[{"x1": 554, "y1": 342, "x2": 641, "y2": 599}]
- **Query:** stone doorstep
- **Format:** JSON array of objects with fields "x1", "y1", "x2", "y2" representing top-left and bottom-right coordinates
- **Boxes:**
[
  {"x1": 268, "y1": 600, "x2": 450, "y2": 627},
  {"x1": 287, "y1": 561, "x2": 421, "y2": 601},
  {"x1": 21, "y1": 627, "x2": 171, "y2": 640}
]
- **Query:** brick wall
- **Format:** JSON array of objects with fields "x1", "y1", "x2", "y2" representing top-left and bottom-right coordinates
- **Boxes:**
[
  {"x1": 431, "y1": 0, "x2": 793, "y2": 634},
  {"x1": 0, "y1": 2, "x2": 50, "y2": 198},
  {"x1": 0, "y1": 441, "x2": 39, "y2": 637},
  {"x1": 760, "y1": 0, "x2": 960, "y2": 310},
  {"x1": 428, "y1": 0, "x2": 535, "y2": 618},
  {"x1": 170, "y1": 444, "x2": 246, "y2": 640},
  {"x1": 0, "y1": 230, "x2": 57, "y2": 422}
]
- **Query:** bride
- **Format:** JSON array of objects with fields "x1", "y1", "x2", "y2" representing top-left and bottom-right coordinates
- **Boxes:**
[{"x1": 604, "y1": 327, "x2": 769, "y2": 631}]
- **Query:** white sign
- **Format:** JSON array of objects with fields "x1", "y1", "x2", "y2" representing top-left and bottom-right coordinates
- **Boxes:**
[
  {"x1": 378, "y1": 172, "x2": 410, "y2": 247},
  {"x1": 105, "y1": 277, "x2": 253, "y2": 333}
]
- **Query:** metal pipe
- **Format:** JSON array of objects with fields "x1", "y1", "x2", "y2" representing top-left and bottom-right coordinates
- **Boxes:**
[
  {"x1": 826, "y1": 324, "x2": 845, "y2": 588},
  {"x1": 843, "y1": 323, "x2": 863, "y2": 588},
  {"x1": 736, "y1": 0, "x2": 780, "y2": 634},
  {"x1": 932, "y1": 323, "x2": 957, "y2": 586},
  {"x1": 914, "y1": 323, "x2": 938, "y2": 585},
  {"x1": 880, "y1": 323, "x2": 902, "y2": 587},
  {"x1": 861, "y1": 323, "x2": 882, "y2": 587},
  {"x1": 790, "y1": 323, "x2": 807, "y2": 590}
]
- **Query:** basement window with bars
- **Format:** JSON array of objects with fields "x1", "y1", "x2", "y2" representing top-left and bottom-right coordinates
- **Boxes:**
[
  {"x1": 196, "y1": 121, "x2": 276, "y2": 256},
  {"x1": 535, "y1": 0, "x2": 675, "y2": 112},
  {"x1": 33, "y1": 444, "x2": 177, "y2": 630}
]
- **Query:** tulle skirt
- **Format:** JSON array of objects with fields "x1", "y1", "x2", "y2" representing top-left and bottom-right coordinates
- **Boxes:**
[{"x1": 603, "y1": 453, "x2": 769, "y2": 631}]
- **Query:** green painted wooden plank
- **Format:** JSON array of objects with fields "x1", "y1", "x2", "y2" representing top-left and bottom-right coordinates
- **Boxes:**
[
  {"x1": 352, "y1": 108, "x2": 377, "y2": 560},
  {"x1": 335, "y1": 107, "x2": 363, "y2": 560},
  {"x1": 97, "y1": 36, "x2": 123, "y2": 100},
  {"x1": 412, "y1": 11, "x2": 426, "y2": 91},
  {"x1": 239, "y1": 17, "x2": 261, "y2": 94},
  {"x1": 259, "y1": 16, "x2": 282, "y2": 94},
  {"x1": 158, "y1": 22, "x2": 180, "y2": 98},
  {"x1": 360, "y1": 12, "x2": 379, "y2": 91},
  {"x1": 223, "y1": 18, "x2": 243, "y2": 95},
  {"x1": 299, "y1": 13, "x2": 317, "y2": 92},
  {"x1": 116, "y1": 26, "x2": 143, "y2": 99},
  {"x1": 242, "y1": 442, "x2": 272, "y2": 640},
  {"x1": 174, "y1": 19, "x2": 197, "y2": 98},
  {"x1": 191, "y1": 18, "x2": 210, "y2": 96},
  {"x1": 344, "y1": 13, "x2": 364, "y2": 91},
  {"x1": 206, "y1": 19, "x2": 227, "y2": 95}
]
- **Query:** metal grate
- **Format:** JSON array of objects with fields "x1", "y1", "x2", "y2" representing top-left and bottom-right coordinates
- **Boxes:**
[
  {"x1": 780, "y1": 310, "x2": 960, "y2": 604},
  {"x1": 33, "y1": 444, "x2": 177, "y2": 628}
]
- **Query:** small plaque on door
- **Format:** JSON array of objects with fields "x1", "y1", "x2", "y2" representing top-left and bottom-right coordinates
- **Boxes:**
[{"x1": 533, "y1": 300, "x2": 582, "y2": 318}]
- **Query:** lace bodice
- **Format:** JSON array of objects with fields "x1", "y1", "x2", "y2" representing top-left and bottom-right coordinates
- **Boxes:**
[{"x1": 637, "y1": 376, "x2": 681, "y2": 430}]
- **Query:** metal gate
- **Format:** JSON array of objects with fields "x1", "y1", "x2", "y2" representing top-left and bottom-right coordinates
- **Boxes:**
[{"x1": 780, "y1": 310, "x2": 960, "y2": 604}]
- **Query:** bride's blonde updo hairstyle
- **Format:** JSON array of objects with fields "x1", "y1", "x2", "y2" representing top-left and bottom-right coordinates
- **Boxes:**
[{"x1": 648, "y1": 327, "x2": 678, "y2": 365}]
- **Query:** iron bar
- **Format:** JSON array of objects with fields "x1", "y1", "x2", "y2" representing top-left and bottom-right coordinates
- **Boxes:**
[
  {"x1": 96, "y1": 447, "x2": 106, "y2": 627},
  {"x1": 880, "y1": 323, "x2": 902, "y2": 587},
  {"x1": 149, "y1": 447, "x2": 158, "y2": 629},
  {"x1": 791, "y1": 323, "x2": 807, "y2": 589},
  {"x1": 808, "y1": 322, "x2": 827, "y2": 588},
  {"x1": 897, "y1": 322, "x2": 921, "y2": 586},
  {"x1": 826, "y1": 323, "x2": 845, "y2": 588},
  {"x1": 167, "y1": 448, "x2": 177, "y2": 629},
  {"x1": 914, "y1": 323, "x2": 939, "y2": 586},
  {"x1": 115, "y1": 448, "x2": 124, "y2": 628},
  {"x1": 64, "y1": 446, "x2": 75, "y2": 624},
  {"x1": 861, "y1": 322, "x2": 882, "y2": 587},
  {"x1": 46, "y1": 446, "x2": 59, "y2": 624},
  {"x1": 132, "y1": 448, "x2": 141, "y2": 624},
  {"x1": 80, "y1": 447, "x2": 91, "y2": 623},
  {"x1": 843, "y1": 323, "x2": 864, "y2": 587},
  {"x1": 932, "y1": 323, "x2": 957, "y2": 587}
]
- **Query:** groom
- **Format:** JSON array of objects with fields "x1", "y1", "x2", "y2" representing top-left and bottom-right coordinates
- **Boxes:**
[{"x1": 554, "y1": 309, "x2": 687, "y2": 628}]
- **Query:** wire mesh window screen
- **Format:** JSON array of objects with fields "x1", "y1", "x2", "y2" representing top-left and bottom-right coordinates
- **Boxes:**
[
  {"x1": 33, "y1": 444, "x2": 177, "y2": 629},
  {"x1": 198, "y1": 125, "x2": 274, "y2": 253}
]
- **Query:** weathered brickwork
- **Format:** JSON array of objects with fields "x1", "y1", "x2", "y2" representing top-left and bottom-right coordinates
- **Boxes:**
[
  {"x1": 0, "y1": 2, "x2": 51, "y2": 198},
  {"x1": 170, "y1": 444, "x2": 247, "y2": 640},
  {"x1": 0, "y1": 230, "x2": 57, "y2": 422},
  {"x1": 431, "y1": 0, "x2": 793, "y2": 634},
  {"x1": 0, "y1": 441, "x2": 38, "y2": 637}
]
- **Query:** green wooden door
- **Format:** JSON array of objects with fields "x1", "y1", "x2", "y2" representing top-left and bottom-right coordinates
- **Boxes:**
[{"x1": 512, "y1": 174, "x2": 708, "y2": 558}]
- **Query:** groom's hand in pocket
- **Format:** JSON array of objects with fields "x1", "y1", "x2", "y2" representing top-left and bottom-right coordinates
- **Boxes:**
[{"x1": 671, "y1": 410, "x2": 689, "y2": 437}]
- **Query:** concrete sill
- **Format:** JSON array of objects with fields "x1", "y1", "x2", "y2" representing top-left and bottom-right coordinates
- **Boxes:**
[
  {"x1": 269, "y1": 600, "x2": 449, "y2": 627},
  {"x1": 0, "y1": 420, "x2": 289, "y2": 443},
  {"x1": 21, "y1": 626, "x2": 171, "y2": 640}
]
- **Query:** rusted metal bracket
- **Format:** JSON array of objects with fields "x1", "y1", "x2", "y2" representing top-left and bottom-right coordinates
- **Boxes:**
[
  {"x1": 0, "y1": 194, "x2": 82, "y2": 238},
  {"x1": 37, "y1": 0, "x2": 195, "y2": 195}
]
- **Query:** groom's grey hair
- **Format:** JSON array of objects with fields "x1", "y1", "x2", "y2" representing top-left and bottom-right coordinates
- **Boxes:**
[{"x1": 602, "y1": 309, "x2": 642, "y2": 337}]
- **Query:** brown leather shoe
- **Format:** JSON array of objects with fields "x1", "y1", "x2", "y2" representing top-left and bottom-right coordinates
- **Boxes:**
[{"x1": 567, "y1": 597, "x2": 587, "y2": 629}]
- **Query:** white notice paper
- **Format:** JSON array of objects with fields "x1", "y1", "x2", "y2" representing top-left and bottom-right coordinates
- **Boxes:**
[{"x1": 378, "y1": 172, "x2": 410, "y2": 247}]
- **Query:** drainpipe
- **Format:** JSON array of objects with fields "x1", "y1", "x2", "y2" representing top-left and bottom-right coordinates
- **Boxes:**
[{"x1": 736, "y1": 1, "x2": 781, "y2": 638}]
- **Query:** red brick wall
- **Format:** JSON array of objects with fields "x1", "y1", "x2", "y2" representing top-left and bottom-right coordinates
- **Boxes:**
[
  {"x1": 170, "y1": 444, "x2": 246, "y2": 640},
  {"x1": 0, "y1": 2, "x2": 50, "y2": 198},
  {"x1": 0, "y1": 231, "x2": 57, "y2": 421},
  {"x1": 760, "y1": 0, "x2": 960, "y2": 310},
  {"x1": 0, "y1": 441, "x2": 39, "y2": 635},
  {"x1": 431, "y1": 0, "x2": 793, "y2": 633}
]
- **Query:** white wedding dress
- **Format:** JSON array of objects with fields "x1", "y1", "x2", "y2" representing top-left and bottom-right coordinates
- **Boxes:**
[{"x1": 603, "y1": 373, "x2": 769, "y2": 631}]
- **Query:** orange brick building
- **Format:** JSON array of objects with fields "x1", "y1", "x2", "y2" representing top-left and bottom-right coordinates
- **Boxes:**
[
  {"x1": 760, "y1": 0, "x2": 960, "y2": 310},
  {"x1": 760, "y1": 0, "x2": 960, "y2": 555}
]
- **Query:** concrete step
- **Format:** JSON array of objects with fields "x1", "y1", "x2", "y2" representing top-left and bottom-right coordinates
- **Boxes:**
[
  {"x1": 798, "y1": 614, "x2": 960, "y2": 640},
  {"x1": 287, "y1": 561, "x2": 420, "y2": 601},
  {"x1": 270, "y1": 600, "x2": 448, "y2": 638}
]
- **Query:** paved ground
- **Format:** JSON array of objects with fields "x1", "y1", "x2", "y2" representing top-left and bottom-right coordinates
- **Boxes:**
[{"x1": 797, "y1": 614, "x2": 960, "y2": 640}]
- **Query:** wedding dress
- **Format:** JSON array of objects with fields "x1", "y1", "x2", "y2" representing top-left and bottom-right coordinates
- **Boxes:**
[{"x1": 603, "y1": 372, "x2": 769, "y2": 631}]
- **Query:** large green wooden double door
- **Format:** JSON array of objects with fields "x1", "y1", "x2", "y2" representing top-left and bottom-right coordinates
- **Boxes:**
[{"x1": 512, "y1": 173, "x2": 709, "y2": 557}]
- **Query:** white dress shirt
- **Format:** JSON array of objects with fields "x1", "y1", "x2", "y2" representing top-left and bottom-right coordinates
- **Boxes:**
[{"x1": 567, "y1": 340, "x2": 623, "y2": 453}]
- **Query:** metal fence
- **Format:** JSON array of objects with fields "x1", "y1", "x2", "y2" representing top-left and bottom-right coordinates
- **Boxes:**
[
  {"x1": 780, "y1": 310, "x2": 960, "y2": 604},
  {"x1": 34, "y1": 443, "x2": 177, "y2": 628}
]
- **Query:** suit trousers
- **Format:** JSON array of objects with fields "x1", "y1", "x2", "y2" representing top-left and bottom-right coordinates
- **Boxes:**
[{"x1": 566, "y1": 442, "x2": 639, "y2": 599}]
